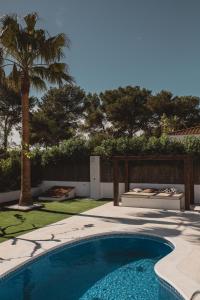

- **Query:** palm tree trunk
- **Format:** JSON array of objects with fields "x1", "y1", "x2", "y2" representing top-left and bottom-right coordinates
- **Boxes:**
[
  {"x1": 19, "y1": 80, "x2": 32, "y2": 206},
  {"x1": 3, "y1": 116, "x2": 8, "y2": 151}
]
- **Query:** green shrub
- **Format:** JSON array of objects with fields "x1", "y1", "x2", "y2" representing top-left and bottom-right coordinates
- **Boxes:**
[
  {"x1": 41, "y1": 138, "x2": 90, "y2": 166},
  {"x1": 0, "y1": 155, "x2": 20, "y2": 192},
  {"x1": 143, "y1": 135, "x2": 185, "y2": 154},
  {"x1": 0, "y1": 148, "x2": 43, "y2": 192},
  {"x1": 1, "y1": 135, "x2": 200, "y2": 192},
  {"x1": 182, "y1": 136, "x2": 200, "y2": 155},
  {"x1": 93, "y1": 135, "x2": 197, "y2": 157},
  {"x1": 93, "y1": 138, "x2": 118, "y2": 157},
  {"x1": 93, "y1": 136, "x2": 149, "y2": 156}
]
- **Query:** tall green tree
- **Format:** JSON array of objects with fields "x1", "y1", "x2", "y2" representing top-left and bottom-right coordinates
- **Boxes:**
[
  {"x1": 174, "y1": 96, "x2": 200, "y2": 128},
  {"x1": 100, "y1": 86, "x2": 152, "y2": 137},
  {"x1": 147, "y1": 90, "x2": 200, "y2": 136},
  {"x1": 146, "y1": 90, "x2": 176, "y2": 136},
  {"x1": 0, "y1": 85, "x2": 21, "y2": 150},
  {"x1": 0, "y1": 13, "x2": 72, "y2": 206},
  {"x1": 31, "y1": 85, "x2": 85, "y2": 146},
  {"x1": 82, "y1": 93, "x2": 106, "y2": 137}
]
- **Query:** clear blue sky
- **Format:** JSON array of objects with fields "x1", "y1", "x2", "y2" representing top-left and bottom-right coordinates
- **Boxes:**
[{"x1": 1, "y1": 0, "x2": 200, "y2": 96}]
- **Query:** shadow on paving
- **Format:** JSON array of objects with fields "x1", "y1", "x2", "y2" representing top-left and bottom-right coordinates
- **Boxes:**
[
  {"x1": 39, "y1": 206, "x2": 200, "y2": 243},
  {"x1": 0, "y1": 205, "x2": 199, "y2": 264}
]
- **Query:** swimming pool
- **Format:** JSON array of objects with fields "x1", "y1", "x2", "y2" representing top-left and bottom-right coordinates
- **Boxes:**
[{"x1": 0, "y1": 234, "x2": 184, "y2": 300}]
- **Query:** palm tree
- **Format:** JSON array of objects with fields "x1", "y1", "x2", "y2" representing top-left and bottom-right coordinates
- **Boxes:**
[{"x1": 0, "y1": 13, "x2": 72, "y2": 206}]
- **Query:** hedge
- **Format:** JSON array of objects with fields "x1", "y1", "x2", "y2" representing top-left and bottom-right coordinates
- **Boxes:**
[
  {"x1": 93, "y1": 136, "x2": 187, "y2": 156},
  {"x1": 0, "y1": 150, "x2": 42, "y2": 192},
  {"x1": 1, "y1": 136, "x2": 200, "y2": 192}
]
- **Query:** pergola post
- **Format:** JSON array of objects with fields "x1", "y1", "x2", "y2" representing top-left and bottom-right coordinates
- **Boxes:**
[
  {"x1": 189, "y1": 156, "x2": 194, "y2": 205},
  {"x1": 113, "y1": 159, "x2": 119, "y2": 206},
  {"x1": 184, "y1": 155, "x2": 194, "y2": 210},
  {"x1": 125, "y1": 160, "x2": 129, "y2": 192}
]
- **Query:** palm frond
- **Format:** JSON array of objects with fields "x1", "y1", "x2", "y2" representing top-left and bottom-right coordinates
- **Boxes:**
[
  {"x1": 0, "y1": 14, "x2": 22, "y2": 61},
  {"x1": 24, "y1": 12, "x2": 38, "y2": 32},
  {"x1": 33, "y1": 63, "x2": 73, "y2": 85},
  {"x1": 7, "y1": 71, "x2": 21, "y2": 92},
  {"x1": 0, "y1": 47, "x2": 4, "y2": 67},
  {"x1": 0, "y1": 13, "x2": 72, "y2": 91},
  {"x1": 39, "y1": 33, "x2": 70, "y2": 63},
  {"x1": 0, "y1": 14, "x2": 18, "y2": 30},
  {"x1": 29, "y1": 75, "x2": 46, "y2": 91},
  {"x1": 0, "y1": 67, "x2": 6, "y2": 85}
]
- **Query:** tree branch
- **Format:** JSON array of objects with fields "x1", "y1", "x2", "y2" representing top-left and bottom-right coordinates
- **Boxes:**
[
  {"x1": 1, "y1": 64, "x2": 13, "y2": 68},
  {"x1": 3, "y1": 58, "x2": 22, "y2": 68},
  {"x1": 33, "y1": 63, "x2": 48, "y2": 67}
]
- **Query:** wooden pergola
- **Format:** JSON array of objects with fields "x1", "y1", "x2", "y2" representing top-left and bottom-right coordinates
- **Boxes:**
[{"x1": 113, "y1": 155, "x2": 194, "y2": 210}]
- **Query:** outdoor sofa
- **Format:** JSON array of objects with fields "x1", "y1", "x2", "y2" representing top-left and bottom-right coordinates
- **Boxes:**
[{"x1": 121, "y1": 189, "x2": 185, "y2": 210}]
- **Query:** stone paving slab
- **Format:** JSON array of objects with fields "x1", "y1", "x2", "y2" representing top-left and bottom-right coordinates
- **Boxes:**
[{"x1": 0, "y1": 202, "x2": 200, "y2": 299}]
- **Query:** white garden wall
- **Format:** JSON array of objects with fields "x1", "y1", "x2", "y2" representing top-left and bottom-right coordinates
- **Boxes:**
[
  {"x1": 100, "y1": 182, "x2": 200, "y2": 204},
  {"x1": 0, "y1": 185, "x2": 43, "y2": 204},
  {"x1": 100, "y1": 183, "x2": 125, "y2": 199},
  {"x1": 1, "y1": 182, "x2": 200, "y2": 204},
  {"x1": 0, "y1": 181, "x2": 90, "y2": 204}
]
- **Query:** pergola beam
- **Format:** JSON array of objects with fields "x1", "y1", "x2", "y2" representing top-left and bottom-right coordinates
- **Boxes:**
[{"x1": 113, "y1": 155, "x2": 190, "y2": 161}]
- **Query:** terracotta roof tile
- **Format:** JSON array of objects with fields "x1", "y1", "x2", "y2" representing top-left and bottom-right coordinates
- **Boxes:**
[{"x1": 169, "y1": 126, "x2": 200, "y2": 136}]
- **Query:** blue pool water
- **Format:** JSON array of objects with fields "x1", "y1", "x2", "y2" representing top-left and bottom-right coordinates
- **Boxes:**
[{"x1": 0, "y1": 234, "x2": 184, "y2": 300}]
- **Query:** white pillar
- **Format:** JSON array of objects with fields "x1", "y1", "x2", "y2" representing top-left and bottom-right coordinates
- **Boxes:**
[{"x1": 90, "y1": 156, "x2": 101, "y2": 199}]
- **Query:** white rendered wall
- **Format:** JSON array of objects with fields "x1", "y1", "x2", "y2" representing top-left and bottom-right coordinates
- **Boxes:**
[
  {"x1": 0, "y1": 181, "x2": 90, "y2": 204},
  {"x1": 100, "y1": 182, "x2": 200, "y2": 204},
  {"x1": 1, "y1": 182, "x2": 200, "y2": 203},
  {"x1": 0, "y1": 186, "x2": 43, "y2": 204},
  {"x1": 100, "y1": 183, "x2": 125, "y2": 198},
  {"x1": 90, "y1": 156, "x2": 101, "y2": 199}
]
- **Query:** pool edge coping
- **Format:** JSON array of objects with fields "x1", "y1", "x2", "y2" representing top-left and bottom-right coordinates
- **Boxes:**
[{"x1": 0, "y1": 231, "x2": 188, "y2": 300}]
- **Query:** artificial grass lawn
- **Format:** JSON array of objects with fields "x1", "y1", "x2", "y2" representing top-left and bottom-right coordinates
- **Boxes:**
[{"x1": 0, "y1": 198, "x2": 110, "y2": 243}]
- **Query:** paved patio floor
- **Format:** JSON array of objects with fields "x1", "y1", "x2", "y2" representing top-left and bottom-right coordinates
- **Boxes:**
[{"x1": 0, "y1": 202, "x2": 200, "y2": 300}]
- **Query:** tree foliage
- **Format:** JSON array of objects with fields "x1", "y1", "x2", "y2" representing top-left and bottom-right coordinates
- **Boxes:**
[
  {"x1": 82, "y1": 93, "x2": 106, "y2": 136},
  {"x1": 81, "y1": 86, "x2": 200, "y2": 139},
  {"x1": 146, "y1": 90, "x2": 200, "y2": 136},
  {"x1": 31, "y1": 85, "x2": 85, "y2": 146},
  {"x1": 100, "y1": 86, "x2": 151, "y2": 137},
  {"x1": 0, "y1": 85, "x2": 21, "y2": 150}
]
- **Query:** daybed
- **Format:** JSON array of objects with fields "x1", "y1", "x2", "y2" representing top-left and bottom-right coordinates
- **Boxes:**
[{"x1": 121, "y1": 189, "x2": 185, "y2": 210}]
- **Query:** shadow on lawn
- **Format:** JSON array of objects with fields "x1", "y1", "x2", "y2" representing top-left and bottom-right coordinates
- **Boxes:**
[
  {"x1": 0, "y1": 214, "x2": 37, "y2": 238},
  {"x1": 0, "y1": 214, "x2": 61, "y2": 261},
  {"x1": 0, "y1": 213, "x2": 95, "y2": 263}
]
